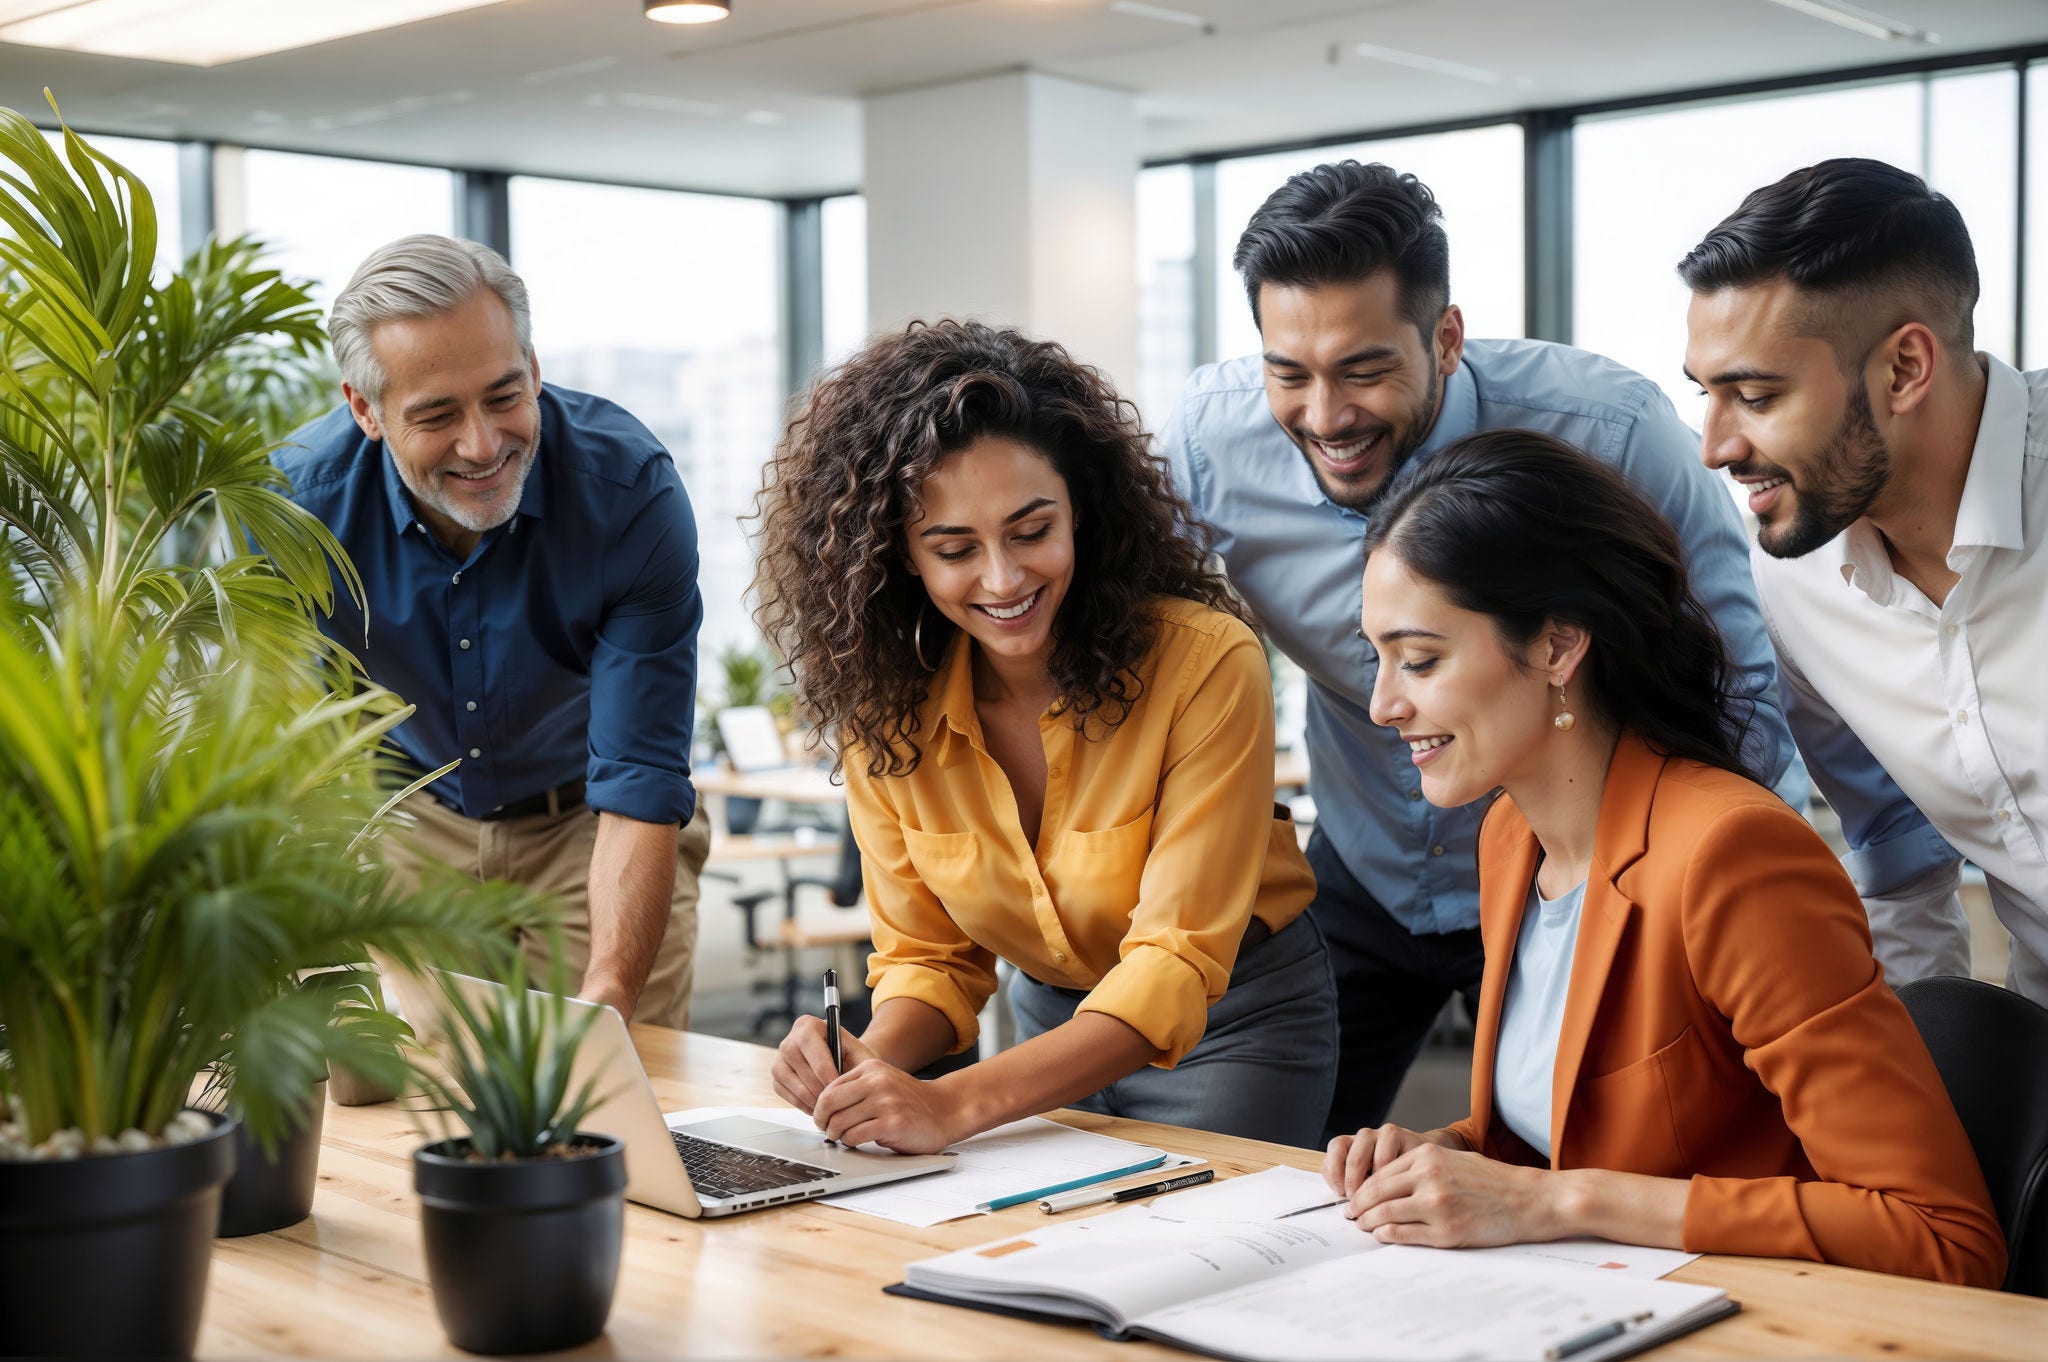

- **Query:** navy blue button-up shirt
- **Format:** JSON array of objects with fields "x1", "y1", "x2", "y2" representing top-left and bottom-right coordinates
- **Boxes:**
[{"x1": 277, "y1": 384, "x2": 701, "y2": 825}]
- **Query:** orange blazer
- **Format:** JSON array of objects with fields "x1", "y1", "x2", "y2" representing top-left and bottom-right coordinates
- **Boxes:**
[{"x1": 1445, "y1": 733, "x2": 2004, "y2": 1288}]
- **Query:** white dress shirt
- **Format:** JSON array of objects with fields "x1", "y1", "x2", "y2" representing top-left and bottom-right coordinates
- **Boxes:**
[{"x1": 1751, "y1": 355, "x2": 2048, "y2": 1002}]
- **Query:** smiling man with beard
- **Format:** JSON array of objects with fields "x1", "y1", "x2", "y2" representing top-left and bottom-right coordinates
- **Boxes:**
[
  {"x1": 1682, "y1": 158, "x2": 2048, "y2": 1005},
  {"x1": 1159, "y1": 161, "x2": 1795, "y2": 1144},
  {"x1": 276, "y1": 234, "x2": 710, "y2": 1028}
]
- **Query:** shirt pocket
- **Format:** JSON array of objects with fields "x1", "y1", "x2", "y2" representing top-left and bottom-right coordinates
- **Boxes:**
[
  {"x1": 1574, "y1": 1023, "x2": 1716, "y2": 1178},
  {"x1": 1044, "y1": 806, "x2": 1155, "y2": 926},
  {"x1": 898, "y1": 826, "x2": 981, "y2": 909}
]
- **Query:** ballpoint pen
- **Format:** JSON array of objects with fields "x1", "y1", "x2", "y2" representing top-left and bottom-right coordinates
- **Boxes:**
[
  {"x1": 1040, "y1": 1168, "x2": 1215, "y2": 1213},
  {"x1": 1274, "y1": 1197, "x2": 1345, "y2": 1219},
  {"x1": 1545, "y1": 1310, "x2": 1653, "y2": 1360},
  {"x1": 823, "y1": 968, "x2": 842, "y2": 1074}
]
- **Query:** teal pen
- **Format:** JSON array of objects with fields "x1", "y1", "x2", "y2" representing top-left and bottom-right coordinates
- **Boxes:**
[{"x1": 976, "y1": 1154, "x2": 1169, "y2": 1212}]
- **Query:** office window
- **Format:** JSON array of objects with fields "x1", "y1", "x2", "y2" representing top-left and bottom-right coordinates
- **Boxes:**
[
  {"x1": 237, "y1": 149, "x2": 456, "y2": 313},
  {"x1": 2027, "y1": 62, "x2": 2048, "y2": 369},
  {"x1": 1136, "y1": 163, "x2": 1197, "y2": 433},
  {"x1": 509, "y1": 177, "x2": 780, "y2": 658},
  {"x1": 45, "y1": 130, "x2": 181, "y2": 279},
  {"x1": 820, "y1": 194, "x2": 868, "y2": 369},
  {"x1": 1574, "y1": 69, "x2": 2021, "y2": 430},
  {"x1": 1212, "y1": 124, "x2": 1526, "y2": 364}
]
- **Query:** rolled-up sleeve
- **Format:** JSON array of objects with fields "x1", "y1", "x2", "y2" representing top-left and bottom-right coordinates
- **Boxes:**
[
  {"x1": 853, "y1": 756, "x2": 1001, "y2": 1054},
  {"x1": 1076, "y1": 621, "x2": 1310, "y2": 1066},
  {"x1": 585, "y1": 455, "x2": 700, "y2": 825}
]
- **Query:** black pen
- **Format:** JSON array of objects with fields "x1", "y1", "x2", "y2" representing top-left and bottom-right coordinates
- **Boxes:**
[
  {"x1": 1039, "y1": 1168, "x2": 1215, "y2": 1213},
  {"x1": 823, "y1": 968, "x2": 842, "y2": 1074},
  {"x1": 1545, "y1": 1310, "x2": 1653, "y2": 1360}
]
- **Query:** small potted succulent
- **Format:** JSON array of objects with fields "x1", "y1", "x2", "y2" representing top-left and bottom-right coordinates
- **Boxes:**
[{"x1": 409, "y1": 961, "x2": 626, "y2": 1356}]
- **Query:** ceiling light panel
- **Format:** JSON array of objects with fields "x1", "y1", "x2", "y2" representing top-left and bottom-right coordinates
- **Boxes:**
[{"x1": 0, "y1": 0, "x2": 511, "y2": 68}]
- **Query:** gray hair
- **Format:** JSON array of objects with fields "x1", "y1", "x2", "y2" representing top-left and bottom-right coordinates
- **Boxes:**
[{"x1": 329, "y1": 234, "x2": 533, "y2": 408}]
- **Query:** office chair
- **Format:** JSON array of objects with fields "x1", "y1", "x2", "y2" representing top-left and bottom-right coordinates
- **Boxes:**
[
  {"x1": 730, "y1": 830, "x2": 869, "y2": 1035},
  {"x1": 1897, "y1": 974, "x2": 2048, "y2": 1297}
]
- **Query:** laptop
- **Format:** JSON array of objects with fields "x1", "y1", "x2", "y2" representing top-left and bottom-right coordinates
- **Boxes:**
[
  {"x1": 396, "y1": 969, "x2": 956, "y2": 1218},
  {"x1": 715, "y1": 704, "x2": 792, "y2": 774}
]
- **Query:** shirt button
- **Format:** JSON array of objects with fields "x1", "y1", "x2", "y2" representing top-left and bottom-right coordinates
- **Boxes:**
[
  {"x1": 1998, "y1": 810, "x2": 2013, "y2": 822},
  {"x1": 467, "y1": 747, "x2": 481, "y2": 759},
  {"x1": 1944, "y1": 623, "x2": 1958, "y2": 636},
  {"x1": 1431, "y1": 845, "x2": 1446, "y2": 857},
  {"x1": 459, "y1": 638, "x2": 472, "y2": 650},
  {"x1": 451, "y1": 572, "x2": 461, "y2": 585},
  {"x1": 1047, "y1": 766, "x2": 1061, "y2": 779},
  {"x1": 1956, "y1": 709, "x2": 1969, "y2": 725},
  {"x1": 1408, "y1": 789, "x2": 1422, "y2": 801},
  {"x1": 465, "y1": 700, "x2": 478, "y2": 712},
  {"x1": 1052, "y1": 951, "x2": 1067, "y2": 963}
]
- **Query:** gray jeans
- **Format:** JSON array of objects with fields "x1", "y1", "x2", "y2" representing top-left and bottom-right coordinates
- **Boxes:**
[{"x1": 1007, "y1": 915, "x2": 1340, "y2": 1149}]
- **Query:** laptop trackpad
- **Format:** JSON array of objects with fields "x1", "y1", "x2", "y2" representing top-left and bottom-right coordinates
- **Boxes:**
[{"x1": 671, "y1": 1115, "x2": 858, "y2": 1165}]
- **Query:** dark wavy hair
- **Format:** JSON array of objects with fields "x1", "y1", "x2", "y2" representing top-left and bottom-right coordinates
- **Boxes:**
[
  {"x1": 752, "y1": 319, "x2": 1244, "y2": 778},
  {"x1": 1361, "y1": 430, "x2": 1757, "y2": 782},
  {"x1": 1232, "y1": 160, "x2": 1449, "y2": 335}
]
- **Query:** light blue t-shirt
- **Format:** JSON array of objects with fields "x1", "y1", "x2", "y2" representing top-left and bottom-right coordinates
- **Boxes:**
[
  {"x1": 1493, "y1": 877, "x2": 1587, "y2": 1162},
  {"x1": 1159, "y1": 340, "x2": 1797, "y2": 937}
]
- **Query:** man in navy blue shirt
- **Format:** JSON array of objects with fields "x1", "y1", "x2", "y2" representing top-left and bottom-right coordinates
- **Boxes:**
[{"x1": 278, "y1": 234, "x2": 710, "y2": 1028}]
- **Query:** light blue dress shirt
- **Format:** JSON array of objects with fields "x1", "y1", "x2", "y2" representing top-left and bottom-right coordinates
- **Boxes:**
[
  {"x1": 1160, "y1": 340, "x2": 1795, "y2": 936},
  {"x1": 1494, "y1": 878, "x2": 1587, "y2": 1162}
]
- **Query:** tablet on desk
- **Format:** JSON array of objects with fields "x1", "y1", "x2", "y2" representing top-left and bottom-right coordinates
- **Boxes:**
[{"x1": 716, "y1": 705, "x2": 789, "y2": 774}]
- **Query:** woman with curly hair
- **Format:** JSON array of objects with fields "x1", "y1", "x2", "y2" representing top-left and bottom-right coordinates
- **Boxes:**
[{"x1": 755, "y1": 320, "x2": 1338, "y2": 1153}]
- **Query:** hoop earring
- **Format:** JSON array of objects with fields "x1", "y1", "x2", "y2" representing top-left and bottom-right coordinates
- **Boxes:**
[
  {"x1": 1552, "y1": 680, "x2": 1576, "y2": 732},
  {"x1": 913, "y1": 604, "x2": 938, "y2": 673}
]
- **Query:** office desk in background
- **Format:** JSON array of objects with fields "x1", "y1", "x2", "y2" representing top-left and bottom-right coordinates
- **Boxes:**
[{"x1": 198, "y1": 1029, "x2": 2047, "y2": 1360}]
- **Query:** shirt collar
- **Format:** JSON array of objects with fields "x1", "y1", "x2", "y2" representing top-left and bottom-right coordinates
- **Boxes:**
[
  {"x1": 1949, "y1": 353, "x2": 2026, "y2": 558},
  {"x1": 1411, "y1": 355, "x2": 1481, "y2": 465},
  {"x1": 376, "y1": 394, "x2": 552, "y2": 536},
  {"x1": 1836, "y1": 353, "x2": 2027, "y2": 597},
  {"x1": 923, "y1": 629, "x2": 979, "y2": 757}
]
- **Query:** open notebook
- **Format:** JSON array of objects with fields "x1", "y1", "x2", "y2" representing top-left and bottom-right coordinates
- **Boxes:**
[{"x1": 889, "y1": 1170, "x2": 1736, "y2": 1362}]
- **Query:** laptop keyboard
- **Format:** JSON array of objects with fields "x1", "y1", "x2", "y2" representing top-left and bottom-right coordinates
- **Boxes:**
[{"x1": 670, "y1": 1131, "x2": 839, "y2": 1201}]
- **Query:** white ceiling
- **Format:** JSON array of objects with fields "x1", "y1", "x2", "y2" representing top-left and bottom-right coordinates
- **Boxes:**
[{"x1": 2, "y1": 0, "x2": 2044, "y2": 199}]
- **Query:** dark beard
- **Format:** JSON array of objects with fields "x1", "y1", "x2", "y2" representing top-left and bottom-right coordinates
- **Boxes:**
[
  {"x1": 1297, "y1": 366, "x2": 1443, "y2": 516},
  {"x1": 1755, "y1": 383, "x2": 1891, "y2": 560}
]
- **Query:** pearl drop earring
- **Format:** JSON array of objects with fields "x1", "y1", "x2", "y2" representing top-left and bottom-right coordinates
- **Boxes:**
[{"x1": 1553, "y1": 680, "x2": 1576, "y2": 732}]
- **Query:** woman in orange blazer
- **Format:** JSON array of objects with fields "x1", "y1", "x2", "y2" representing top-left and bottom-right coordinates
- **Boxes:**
[{"x1": 1327, "y1": 429, "x2": 2004, "y2": 1288}]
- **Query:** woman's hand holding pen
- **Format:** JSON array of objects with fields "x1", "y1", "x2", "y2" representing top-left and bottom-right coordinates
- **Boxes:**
[
  {"x1": 811, "y1": 1061, "x2": 965, "y2": 1155},
  {"x1": 770, "y1": 1014, "x2": 880, "y2": 1114}
]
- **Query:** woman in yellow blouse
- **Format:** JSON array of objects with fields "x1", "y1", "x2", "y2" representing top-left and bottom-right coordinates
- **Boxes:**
[{"x1": 752, "y1": 320, "x2": 1336, "y2": 1153}]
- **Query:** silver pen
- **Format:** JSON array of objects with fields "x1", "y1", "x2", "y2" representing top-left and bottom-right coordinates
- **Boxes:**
[{"x1": 1545, "y1": 1310, "x2": 1654, "y2": 1360}]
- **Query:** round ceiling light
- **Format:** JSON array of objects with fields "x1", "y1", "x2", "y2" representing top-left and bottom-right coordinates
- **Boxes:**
[{"x1": 644, "y1": 0, "x2": 730, "y2": 23}]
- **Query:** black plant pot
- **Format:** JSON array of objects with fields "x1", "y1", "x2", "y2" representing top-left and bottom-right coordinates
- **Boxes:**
[
  {"x1": 414, "y1": 1134, "x2": 627, "y2": 1355},
  {"x1": 0, "y1": 1109, "x2": 236, "y2": 1358},
  {"x1": 217, "y1": 1078, "x2": 327, "y2": 1237}
]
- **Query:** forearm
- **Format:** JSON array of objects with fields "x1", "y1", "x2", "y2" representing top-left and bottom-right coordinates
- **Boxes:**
[
  {"x1": 931, "y1": 1012, "x2": 1160, "y2": 1140},
  {"x1": 1544, "y1": 1168, "x2": 1688, "y2": 1248},
  {"x1": 859, "y1": 996, "x2": 962, "y2": 1075},
  {"x1": 581, "y1": 811, "x2": 681, "y2": 1019}
]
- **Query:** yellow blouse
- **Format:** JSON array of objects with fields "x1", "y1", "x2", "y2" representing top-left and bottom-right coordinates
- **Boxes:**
[{"x1": 848, "y1": 596, "x2": 1315, "y2": 1066}]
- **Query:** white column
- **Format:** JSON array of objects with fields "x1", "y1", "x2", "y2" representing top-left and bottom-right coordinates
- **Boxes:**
[{"x1": 863, "y1": 70, "x2": 1139, "y2": 398}]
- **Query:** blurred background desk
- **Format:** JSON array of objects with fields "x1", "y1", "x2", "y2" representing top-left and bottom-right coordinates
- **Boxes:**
[{"x1": 199, "y1": 1028, "x2": 2048, "y2": 1360}]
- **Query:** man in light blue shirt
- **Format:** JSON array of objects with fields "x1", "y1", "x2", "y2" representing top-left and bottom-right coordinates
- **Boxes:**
[{"x1": 1159, "y1": 161, "x2": 1795, "y2": 1141}]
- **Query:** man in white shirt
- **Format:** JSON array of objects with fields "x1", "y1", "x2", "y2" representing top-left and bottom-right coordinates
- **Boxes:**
[{"x1": 1680, "y1": 156, "x2": 2048, "y2": 1003}]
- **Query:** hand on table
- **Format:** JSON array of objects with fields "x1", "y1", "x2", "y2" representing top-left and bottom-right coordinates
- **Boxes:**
[
  {"x1": 1344, "y1": 1140, "x2": 1557, "y2": 1247},
  {"x1": 1323, "y1": 1122, "x2": 1434, "y2": 1200},
  {"x1": 770, "y1": 1013, "x2": 879, "y2": 1114}
]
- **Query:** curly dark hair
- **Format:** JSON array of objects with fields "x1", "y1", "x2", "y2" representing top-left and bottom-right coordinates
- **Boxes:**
[{"x1": 752, "y1": 319, "x2": 1244, "y2": 778}]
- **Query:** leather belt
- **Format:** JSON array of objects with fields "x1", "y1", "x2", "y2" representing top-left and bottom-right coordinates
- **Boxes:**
[{"x1": 480, "y1": 779, "x2": 588, "y2": 822}]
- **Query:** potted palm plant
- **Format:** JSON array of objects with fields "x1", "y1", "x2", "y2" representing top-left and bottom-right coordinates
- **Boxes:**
[
  {"x1": 409, "y1": 962, "x2": 627, "y2": 1355},
  {"x1": 0, "y1": 103, "x2": 543, "y2": 1356}
]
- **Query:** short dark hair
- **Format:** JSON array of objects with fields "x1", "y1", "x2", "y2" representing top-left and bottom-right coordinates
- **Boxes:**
[
  {"x1": 1677, "y1": 157, "x2": 1979, "y2": 358},
  {"x1": 1232, "y1": 160, "x2": 1450, "y2": 334},
  {"x1": 1361, "y1": 429, "x2": 1759, "y2": 783}
]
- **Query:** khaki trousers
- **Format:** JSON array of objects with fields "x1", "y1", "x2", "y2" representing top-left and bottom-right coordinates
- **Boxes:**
[{"x1": 381, "y1": 791, "x2": 713, "y2": 1030}]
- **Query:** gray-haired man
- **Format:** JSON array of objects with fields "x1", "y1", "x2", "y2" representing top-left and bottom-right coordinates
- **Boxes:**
[{"x1": 276, "y1": 233, "x2": 712, "y2": 1026}]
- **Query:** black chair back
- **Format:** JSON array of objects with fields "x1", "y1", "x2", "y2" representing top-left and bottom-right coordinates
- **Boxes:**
[
  {"x1": 1897, "y1": 974, "x2": 2048, "y2": 1296},
  {"x1": 826, "y1": 825, "x2": 863, "y2": 907}
]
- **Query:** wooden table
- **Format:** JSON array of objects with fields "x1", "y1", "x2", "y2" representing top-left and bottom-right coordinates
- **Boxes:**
[{"x1": 198, "y1": 1030, "x2": 2048, "y2": 1359}]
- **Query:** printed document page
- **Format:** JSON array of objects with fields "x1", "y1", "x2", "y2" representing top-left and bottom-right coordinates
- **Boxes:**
[{"x1": 1134, "y1": 1244, "x2": 1730, "y2": 1362}]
